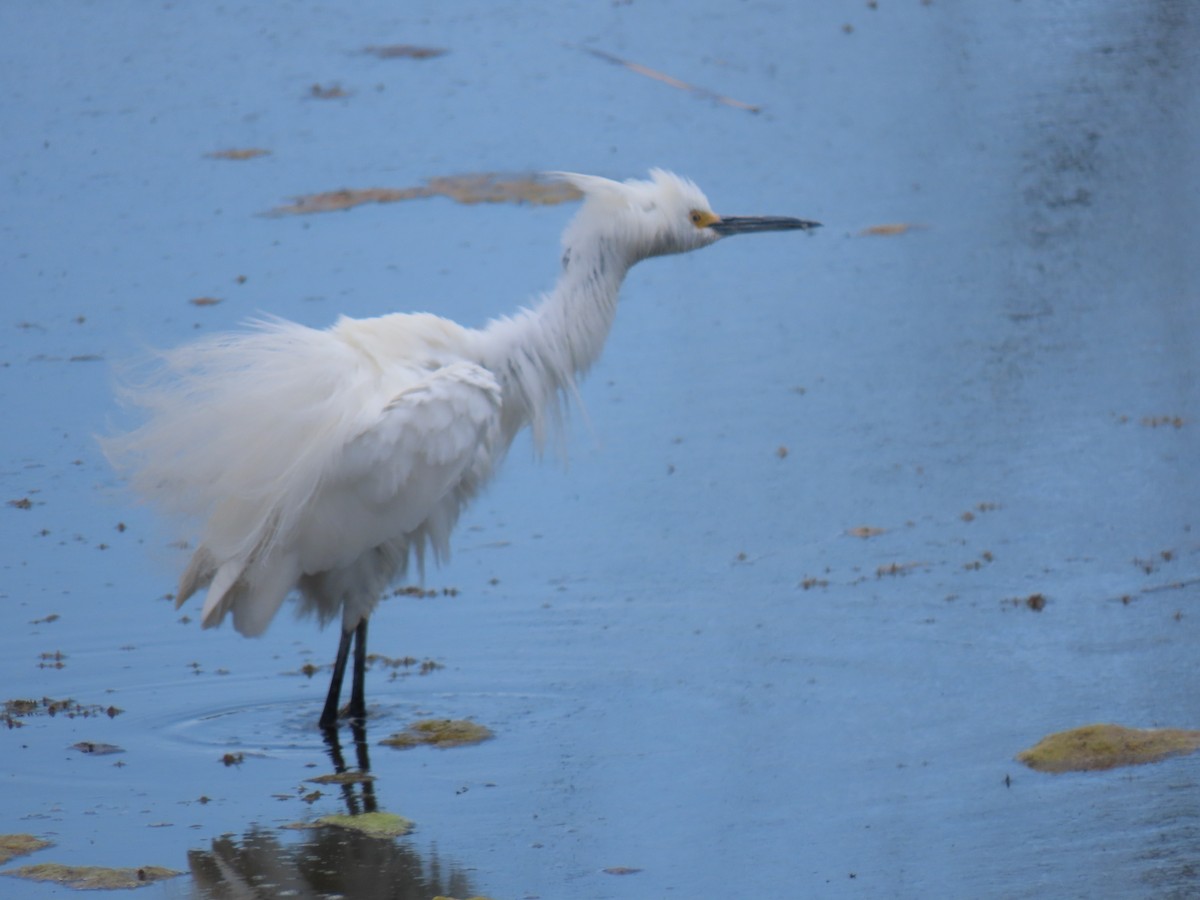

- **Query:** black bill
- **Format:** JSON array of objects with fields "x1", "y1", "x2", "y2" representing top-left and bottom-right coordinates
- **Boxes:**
[{"x1": 710, "y1": 215, "x2": 821, "y2": 236}]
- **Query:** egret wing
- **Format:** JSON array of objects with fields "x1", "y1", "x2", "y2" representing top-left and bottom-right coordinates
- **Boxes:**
[{"x1": 293, "y1": 361, "x2": 502, "y2": 573}]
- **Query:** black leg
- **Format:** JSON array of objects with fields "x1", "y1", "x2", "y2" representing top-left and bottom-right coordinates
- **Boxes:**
[
  {"x1": 320, "y1": 627, "x2": 354, "y2": 730},
  {"x1": 348, "y1": 617, "x2": 368, "y2": 722}
]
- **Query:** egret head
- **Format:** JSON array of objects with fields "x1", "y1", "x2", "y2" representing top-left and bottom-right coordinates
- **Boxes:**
[{"x1": 556, "y1": 169, "x2": 820, "y2": 264}]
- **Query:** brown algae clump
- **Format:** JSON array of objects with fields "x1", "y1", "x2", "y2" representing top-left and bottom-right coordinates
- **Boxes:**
[
  {"x1": 268, "y1": 173, "x2": 581, "y2": 216},
  {"x1": 380, "y1": 719, "x2": 494, "y2": 750},
  {"x1": 1017, "y1": 723, "x2": 1200, "y2": 773},
  {"x1": 3, "y1": 863, "x2": 182, "y2": 889},
  {"x1": 0, "y1": 834, "x2": 52, "y2": 865}
]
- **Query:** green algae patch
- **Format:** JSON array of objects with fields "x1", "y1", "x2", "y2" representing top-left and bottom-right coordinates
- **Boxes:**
[
  {"x1": 3, "y1": 863, "x2": 182, "y2": 889},
  {"x1": 0, "y1": 833, "x2": 52, "y2": 865},
  {"x1": 380, "y1": 719, "x2": 494, "y2": 750},
  {"x1": 1017, "y1": 723, "x2": 1200, "y2": 773},
  {"x1": 315, "y1": 812, "x2": 414, "y2": 838}
]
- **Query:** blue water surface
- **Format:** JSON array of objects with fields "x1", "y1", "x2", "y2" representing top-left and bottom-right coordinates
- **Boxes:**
[{"x1": 2, "y1": 2, "x2": 1199, "y2": 898}]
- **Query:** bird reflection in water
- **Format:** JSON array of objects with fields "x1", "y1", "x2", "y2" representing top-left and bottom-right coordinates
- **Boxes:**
[
  {"x1": 323, "y1": 718, "x2": 378, "y2": 816},
  {"x1": 186, "y1": 722, "x2": 477, "y2": 899}
]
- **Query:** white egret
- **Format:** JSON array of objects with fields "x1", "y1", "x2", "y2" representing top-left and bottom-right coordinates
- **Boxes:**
[{"x1": 105, "y1": 169, "x2": 819, "y2": 729}]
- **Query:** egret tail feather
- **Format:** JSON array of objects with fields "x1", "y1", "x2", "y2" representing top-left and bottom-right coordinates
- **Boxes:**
[
  {"x1": 200, "y1": 560, "x2": 245, "y2": 629},
  {"x1": 177, "y1": 546, "x2": 216, "y2": 609}
]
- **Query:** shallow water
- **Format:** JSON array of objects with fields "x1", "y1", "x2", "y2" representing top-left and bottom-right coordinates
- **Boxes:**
[{"x1": 2, "y1": 1, "x2": 1199, "y2": 897}]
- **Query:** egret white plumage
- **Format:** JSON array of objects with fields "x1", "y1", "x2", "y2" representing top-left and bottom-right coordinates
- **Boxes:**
[{"x1": 105, "y1": 169, "x2": 819, "y2": 730}]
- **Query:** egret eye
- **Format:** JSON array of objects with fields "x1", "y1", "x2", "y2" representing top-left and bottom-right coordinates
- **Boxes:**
[
  {"x1": 689, "y1": 210, "x2": 704, "y2": 226},
  {"x1": 689, "y1": 209, "x2": 719, "y2": 229}
]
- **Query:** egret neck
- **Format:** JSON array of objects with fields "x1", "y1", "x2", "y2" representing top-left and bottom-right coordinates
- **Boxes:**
[{"x1": 478, "y1": 229, "x2": 631, "y2": 452}]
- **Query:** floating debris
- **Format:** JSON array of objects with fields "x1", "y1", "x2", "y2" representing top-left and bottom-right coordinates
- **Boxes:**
[
  {"x1": 847, "y1": 525, "x2": 886, "y2": 538},
  {"x1": 1018, "y1": 723, "x2": 1200, "y2": 773},
  {"x1": 1133, "y1": 548, "x2": 1175, "y2": 574},
  {"x1": 392, "y1": 584, "x2": 460, "y2": 598},
  {"x1": 314, "y1": 812, "x2": 414, "y2": 837},
  {"x1": 189, "y1": 297, "x2": 223, "y2": 307},
  {"x1": 875, "y1": 561, "x2": 925, "y2": 578},
  {"x1": 3, "y1": 863, "x2": 182, "y2": 890},
  {"x1": 0, "y1": 834, "x2": 52, "y2": 866},
  {"x1": 1004, "y1": 593, "x2": 1046, "y2": 612},
  {"x1": 859, "y1": 223, "x2": 925, "y2": 237},
  {"x1": 367, "y1": 653, "x2": 420, "y2": 668},
  {"x1": 7, "y1": 498, "x2": 32, "y2": 510},
  {"x1": 961, "y1": 501, "x2": 1000, "y2": 522},
  {"x1": 582, "y1": 47, "x2": 760, "y2": 113},
  {"x1": 962, "y1": 551, "x2": 994, "y2": 571},
  {"x1": 380, "y1": 719, "x2": 494, "y2": 750},
  {"x1": 309, "y1": 82, "x2": 350, "y2": 99},
  {"x1": 4, "y1": 697, "x2": 122, "y2": 728},
  {"x1": 267, "y1": 173, "x2": 581, "y2": 217},
  {"x1": 291, "y1": 653, "x2": 442, "y2": 679},
  {"x1": 205, "y1": 148, "x2": 270, "y2": 161},
  {"x1": 1108, "y1": 575, "x2": 1200, "y2": 606},
  {"x1": 365, "y1": 653, "x2": 445, "y2": 678},
  {"x1": 363, "y1": 44, "x2": 447, "y2": 60},
  {"x1": 602, "y1": 866, "x2": 643, "y2": 875},
  {"x1": 1141, "y1": 415, "x2": 1185, "y2": 429},
  {"x1": 71, "y1": 741, "x2": 124, "y2": 755}
]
